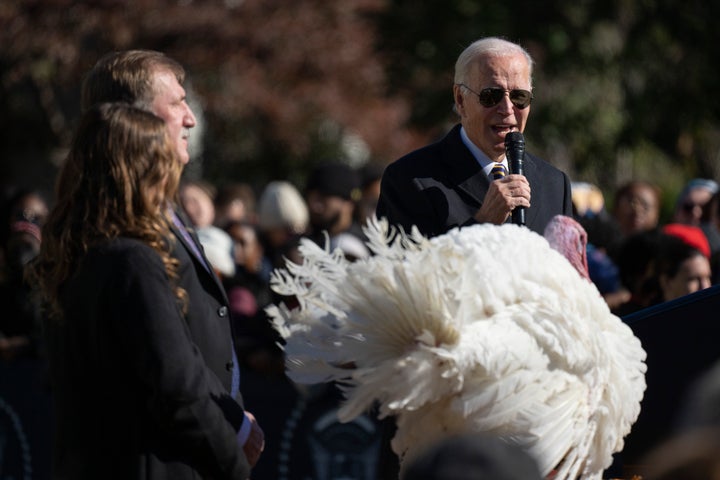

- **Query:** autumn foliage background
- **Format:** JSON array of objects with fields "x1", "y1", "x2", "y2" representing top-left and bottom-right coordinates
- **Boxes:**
[{"x1": 2, "y1": 0, "x2": 719, "y2": 219}]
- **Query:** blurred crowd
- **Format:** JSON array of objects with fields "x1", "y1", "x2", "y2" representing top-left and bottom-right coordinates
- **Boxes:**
[
  {"x1": 0, "y1": 160, "x2": 383, "y2": 369},
  {"x1": 3, "y1": 168, "x2": 720, "y2": 478},
  {"x1": 0, "y1": 187, "x2": 48, "y2": 362},
  {"x1": 572, "y1": 177, "x2": 720, "y2": 317},
  {"x1": 3, "y1": 170, "x2": 720, "y2": 367},
  {"x1": 172, "y1": 161, "x2": 383, "y2": 376}
]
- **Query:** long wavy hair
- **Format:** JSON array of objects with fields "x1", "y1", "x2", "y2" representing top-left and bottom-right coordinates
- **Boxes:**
[{"x1": 29, "y1": 102, "x2": 186, "y2": 319}]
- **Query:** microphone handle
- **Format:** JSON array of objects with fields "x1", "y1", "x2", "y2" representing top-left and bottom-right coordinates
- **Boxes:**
[
  {"x1": 509, "y1": 151, "x2": 525, "y2": 226},
  {"x1": 512, "y1": 201, "x2": 526, "y2": 225},
  {"x1": 505, "y1": 132, "x2": 526, "y2": 226}
]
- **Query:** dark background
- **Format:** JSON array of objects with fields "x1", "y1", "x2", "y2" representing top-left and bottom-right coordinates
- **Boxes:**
[{"x1": 2, "y1": 0, "x2": 719, "y2": 218}]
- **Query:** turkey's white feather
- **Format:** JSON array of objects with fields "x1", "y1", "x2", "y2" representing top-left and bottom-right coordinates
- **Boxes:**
[{"x1": 268, "y1": 218, "x2": 647, "y2": 479}]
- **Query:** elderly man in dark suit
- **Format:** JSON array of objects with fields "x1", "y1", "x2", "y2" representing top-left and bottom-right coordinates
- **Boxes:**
[{"x1": 377, "y1": 37, "x2": 572, "y2": 237}]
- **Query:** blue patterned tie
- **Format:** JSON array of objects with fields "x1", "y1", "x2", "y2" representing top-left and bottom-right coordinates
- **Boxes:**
[{"x1": 490, "y1": 163, "x2": 507, "y2": 180}]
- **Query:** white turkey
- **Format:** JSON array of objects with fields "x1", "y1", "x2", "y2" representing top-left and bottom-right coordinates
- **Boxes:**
[{"x1": 268, "y1": 217, "x2": 647, "y2": 480}]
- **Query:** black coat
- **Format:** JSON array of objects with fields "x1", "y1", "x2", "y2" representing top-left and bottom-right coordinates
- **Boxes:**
[
  {"x1": 46, "y1": 234, "x2": 250, "y2": 480},
  {"x1": 377, "y1": 124, "x2": 573, "y2": 237}
]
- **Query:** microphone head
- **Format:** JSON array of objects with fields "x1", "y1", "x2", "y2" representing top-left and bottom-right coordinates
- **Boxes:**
[{"x1": 504, "y1": 131, "x2": 524, "y2": 147}]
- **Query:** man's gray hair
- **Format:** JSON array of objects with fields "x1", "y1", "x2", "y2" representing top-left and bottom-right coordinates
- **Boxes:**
[{"x1": 454, "y1": 37, "x2": 534, "y2": 87}]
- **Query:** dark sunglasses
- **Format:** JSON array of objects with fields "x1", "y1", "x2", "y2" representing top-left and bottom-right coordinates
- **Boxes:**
[
  {"x1": 458, "y1": 84, "x2": 533, "y2": 109},
  {"x1": 682, "y1": 201, "x2": 704, "y2": 213}
]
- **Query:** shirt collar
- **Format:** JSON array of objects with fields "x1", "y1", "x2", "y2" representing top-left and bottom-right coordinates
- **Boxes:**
[{"x1": 459, "y1": 126, "x2": 507, "y2": 177}]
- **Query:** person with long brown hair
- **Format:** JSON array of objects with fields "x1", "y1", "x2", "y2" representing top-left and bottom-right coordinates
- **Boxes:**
[
  {"x1": 30, "y1": 103, "x2": 255, "y2": 479},
  {"x1": 77, "y1": 49, "x2": 264, "y2": 476}
]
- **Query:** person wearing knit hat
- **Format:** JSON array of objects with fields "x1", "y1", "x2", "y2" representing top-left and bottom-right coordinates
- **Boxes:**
[
  {"x1": 257, "y1": 181, "x2": 309, "y2": 235},
  {"x1": 255, "y1": 181, "x2": 308, "y2": 271},
  {"x1": 305, "y1": 162, "x2": 368, "y2": 260},
  {"x1": 672, "y1": 178, "x2": 719, "y2": 227},
  {"x1": 305, "y1": 162, "x2": 362, "y2": 203}
]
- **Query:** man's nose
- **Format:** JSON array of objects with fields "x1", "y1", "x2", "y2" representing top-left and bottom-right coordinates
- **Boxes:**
[
  {"x1": 497, "y1": 92, "x2": 515, "y2": 114},
  {"x1": 184, "y1": 104, "x2": 197, "y2": 127}
]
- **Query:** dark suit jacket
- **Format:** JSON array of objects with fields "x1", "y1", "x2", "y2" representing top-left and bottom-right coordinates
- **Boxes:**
[
  {"x1": 377, "y1": 124, "x2": 573, "y2": 237},
  {"x1": 169, "y1": 212, "x2": 239, "y2": 400},
  {"x1": 46, "y1": 237, "x2": 250, "y2": 480}
]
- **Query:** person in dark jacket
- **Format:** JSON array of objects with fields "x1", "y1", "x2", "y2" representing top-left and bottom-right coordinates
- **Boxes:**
[
  {"x1": 78, "y1": 49, "x2": 265, "y2": 476},
  {"x1": 30, "y1": 103, "x2": 260, "y2": 479},
  {"x1": 377, "y1": 37, "x2": 571, "y2": 237}
]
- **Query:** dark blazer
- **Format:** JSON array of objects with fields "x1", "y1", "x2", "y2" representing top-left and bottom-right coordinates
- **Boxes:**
[
  {"x1": 377, "y1": 124, "x2": 573, "y2": 237},
  {"x1": 169, "y1": 212, "x2": 239, "y2": 399},
  {"x1": 46, "y1": 236, "x2": 250, "y2": 480}
]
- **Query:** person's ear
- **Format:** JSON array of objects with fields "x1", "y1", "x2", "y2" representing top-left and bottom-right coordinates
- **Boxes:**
[{"x1": 453, "y1": 85, "x2": 466, "y2": 116}]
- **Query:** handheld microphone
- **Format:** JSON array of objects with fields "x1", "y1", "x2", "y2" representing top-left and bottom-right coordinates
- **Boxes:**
[{"x1": 505, "y1": 132, "x2": 526, "y2": 226}]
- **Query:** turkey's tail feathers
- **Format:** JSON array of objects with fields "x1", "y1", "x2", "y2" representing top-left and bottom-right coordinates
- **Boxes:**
[{"x1": 269, "y1": 218, "x2": 647, "y2": 480}]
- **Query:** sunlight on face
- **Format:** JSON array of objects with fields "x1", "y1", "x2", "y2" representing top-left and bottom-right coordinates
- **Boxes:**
[
  {"x1": 614, "y1": 185, "x2": 660, "y2": 235},
  {"x1": 660, "y1": 254, "x2": 712, "y2": 301},
  {"x1": 150, "y1": 69, "x2": 197, "y2": 165},
  {"x1": 454, "y1": 52, "x2": 532, "y2": 163}
]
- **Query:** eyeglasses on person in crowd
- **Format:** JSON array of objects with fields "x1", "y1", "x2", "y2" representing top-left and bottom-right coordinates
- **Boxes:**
[
  {"x1": 682, "y1": 201, "x2": 706, "y2": 213},
  {"x1": 458, "y1": 84, "x2": 533, "y2": 110}
]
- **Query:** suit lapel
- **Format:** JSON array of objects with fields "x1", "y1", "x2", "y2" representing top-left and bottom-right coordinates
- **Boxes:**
[
  {"x1": 440, "y1": 126, "x2": 545, "y2": 229},
  {"x1": 442, "y1": 126, "x2": 490, "y2": 207},
  {"x1": 170, "y1": 209, "x2": 230, "y2": 305},
  {"x1": 170, "y1": 209, "x2": 206, "y2": 265}
]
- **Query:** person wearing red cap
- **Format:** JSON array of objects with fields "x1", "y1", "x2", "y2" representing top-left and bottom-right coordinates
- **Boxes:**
[
  {"x1": 613, "y1": 226, "x2": 713, "y2": 315},
  {"x1": 662, "y1": 223, "x2": 711, "y2": 259},
  {"x1": 656, "y1": 232, "x2": 712, "y2": 302}
]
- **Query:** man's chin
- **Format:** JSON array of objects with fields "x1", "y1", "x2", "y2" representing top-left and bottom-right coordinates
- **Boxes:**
[
  {"x1": 491, "y1": 143, "x2": 506, "y2": 157},
  {"x1": 178, "y1": 150, "x2": 190, "y2": 165}
]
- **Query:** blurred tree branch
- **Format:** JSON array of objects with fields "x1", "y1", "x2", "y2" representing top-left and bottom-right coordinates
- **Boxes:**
[{"x1": 2, "y1": 0, "x2": 719, "y2": 210}]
